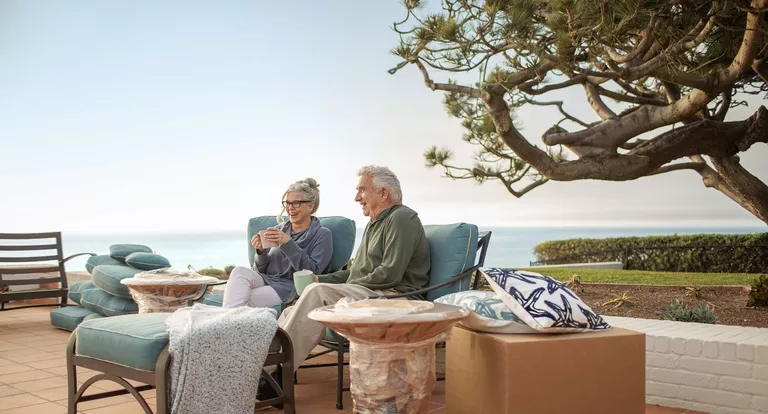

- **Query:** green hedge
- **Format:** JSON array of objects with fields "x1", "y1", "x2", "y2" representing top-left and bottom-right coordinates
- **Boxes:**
[{"x1": 533, "y1": 233, "x2": 768, "y2": 273}]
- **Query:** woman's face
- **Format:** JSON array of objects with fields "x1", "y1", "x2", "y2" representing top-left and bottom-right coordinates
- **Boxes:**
[{"x1": 283, "y1": 191, "x2": 313, "y2": 224}]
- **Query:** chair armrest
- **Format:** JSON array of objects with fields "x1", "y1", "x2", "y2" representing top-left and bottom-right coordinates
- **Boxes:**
[
  {"x1": 369, "y1": 265, "x2": 481, "y2": 300},
  {"x1": 60, "y1": 252, "x2": 97, "y2": 264}
]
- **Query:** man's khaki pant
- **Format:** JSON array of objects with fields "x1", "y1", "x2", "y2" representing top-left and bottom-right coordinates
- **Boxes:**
[{"x1": 277, "y1": 282, "x2": 396, "y2": 370}]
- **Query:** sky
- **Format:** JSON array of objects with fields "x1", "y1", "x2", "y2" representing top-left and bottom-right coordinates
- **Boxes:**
[{"x1": 1, "y1": 0, "x2": 766, "y2": 233}]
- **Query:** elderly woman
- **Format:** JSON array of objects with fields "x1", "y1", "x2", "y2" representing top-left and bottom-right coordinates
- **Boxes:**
[{"x1": 222, "y1": 178, "x2": 333, "y2": 308}]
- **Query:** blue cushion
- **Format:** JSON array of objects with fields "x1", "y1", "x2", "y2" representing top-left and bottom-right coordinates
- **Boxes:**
[
  {"x1": 50, "y1": 306, "x2": 98, "y2": 331},
  {"x1": 109, "y1": 244, "x2": 153, "y2": 263},
  {"x1": 75, "y1": 313, "x2": 171, "y2": 371},
  {"x1": 125, "y1": 252, "x2": 171, "y2": 271},
  {"x1": 68, "y1": 281, "x2": 98, "y2": 305},
  {"x1": 91, "y1": 265, "x2": 141, "y2": 298},
  {"x1": 247, "y1": 216, "x2": 356, "y2": 273},
  {"x1": 84, "y1": 313, "x2": 104, "y2": 322},
  {"x1": 434, "y1": 291, "x2": 535, "y2": 334},
  {"x1": 80, "y1": 287, "x2": 138, "y2": 317},
  {"x1": 202, "y1": 292, "x2": 224, "y2": 307},
  {"x1": 423, "y1": 223, "x2": 479, "y2": 301},
  {"x1": 85, "y1": 255, "x2": 126, "y2": 274}
]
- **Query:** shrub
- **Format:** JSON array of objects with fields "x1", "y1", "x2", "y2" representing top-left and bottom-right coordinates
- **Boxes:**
[
  {"x1": 197, "y1": 267, "x2": 226, "y2": 277},
  {"x1": 747, "y1": 275, "x2": 768, "y2": 308},
  {"x1": 224, "y1": 265, "x2": 236, "y2": 275},
  {"x1": 661, "y1": 301, "x2": 716, "y2": 324},
  {"x1": 532, "y1": 233, "x2": 768, "y2": 273}
]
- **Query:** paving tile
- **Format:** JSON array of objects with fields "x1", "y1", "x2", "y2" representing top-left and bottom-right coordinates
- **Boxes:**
[
  {"x1": 0, "y1": 369, "x2": 57, "y2": 384},
  {"x1": 0, "y1": 385, "x2": 25, "y2": 398},
  {"x1": 79, "y1": 400, "x2": 154, "y2": 413},
  {"x1": 0, "y1": 364, "x2": 35, "y2": 376},
  {"x1": 56, "y1": 395, "x2": 135, "y2": 411},
  {"x1": 26, "y1": 358, "x2": 66, "y2": 370},
  {"x1": 0, "y1": 358, "x2": 16, "y2": 367},
  {"x1": 11, "y1": 376, "x2": 69, "y2": 393},
  {"x1": 0, "y1": 341, "x2": 26, "y2": 352},
  {"x1": 0, "y1": 348, "x2": 45, "y2": 359},
  {"x1": 42, "y1": 365, "x2": 69, "y2": 376},
  {"x1": 0, "y1": 401, "x2": 68, "y2": 414},
  {"x1": 0, "y1": 393, "x2": 48, "y2": 410},
  {"x1": 6, "y1": 352, "x2": 61, "y2": 364}
]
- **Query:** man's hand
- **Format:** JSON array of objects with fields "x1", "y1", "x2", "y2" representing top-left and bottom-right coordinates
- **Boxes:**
[{"x1": 313, "y1": 274, "x2": 319, "y2": 283}]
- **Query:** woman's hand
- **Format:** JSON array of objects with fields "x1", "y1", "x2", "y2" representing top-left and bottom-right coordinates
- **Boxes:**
[
  {"x1": 251, "y1": 234, "x2": 264, "y2": 252},
  {"x1": 264, "y1": 228, "x2": 290, "y2": 246}
]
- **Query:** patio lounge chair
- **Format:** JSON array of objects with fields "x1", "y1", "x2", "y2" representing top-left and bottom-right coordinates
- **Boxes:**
[
  {"x1": 0, "y1": 232, "x2": 95, "y2": 311},
  {"x1": 299, "y1": 223, "x2": 492, "y2": 410}
]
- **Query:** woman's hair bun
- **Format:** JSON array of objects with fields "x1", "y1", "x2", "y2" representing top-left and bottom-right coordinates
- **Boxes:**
[{"x1": 303, "y1": 178, "x2": 319, "y2": 189}]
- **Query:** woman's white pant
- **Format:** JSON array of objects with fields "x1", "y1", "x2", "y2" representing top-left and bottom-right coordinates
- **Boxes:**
[{"x1": 222, "y1": 266, "x2": 282, "y2": 308}]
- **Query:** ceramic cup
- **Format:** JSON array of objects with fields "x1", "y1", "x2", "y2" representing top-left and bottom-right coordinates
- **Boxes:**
[
  {"x1": 294, "y1": 269, "x2": 315, "y2": 296},
  {"x1": 259, "y1": 228, "x2": 279, "y2": 249}
]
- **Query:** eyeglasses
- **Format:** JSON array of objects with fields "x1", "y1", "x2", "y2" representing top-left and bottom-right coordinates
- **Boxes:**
[{"x1": 282, "y1": 200, "x2": 311, "y2": 209}]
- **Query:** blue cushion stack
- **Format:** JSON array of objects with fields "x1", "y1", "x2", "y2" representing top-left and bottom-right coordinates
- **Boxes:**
[{"x1": 50, "y1": 243, "x2": 172, "y2": 331}]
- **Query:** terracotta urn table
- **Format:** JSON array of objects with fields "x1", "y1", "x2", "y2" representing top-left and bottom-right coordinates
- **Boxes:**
[
  {"x1": 121, "y1": 269, "x2": 224, "y2": 313},
  {"x1": 309, "y1": 298, "x2": 470, "y2": 414}
]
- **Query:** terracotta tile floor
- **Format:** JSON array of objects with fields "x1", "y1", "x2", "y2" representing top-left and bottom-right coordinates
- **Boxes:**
[{"x1": 0, "y1": 307, "x2": 704, "y2": 414}]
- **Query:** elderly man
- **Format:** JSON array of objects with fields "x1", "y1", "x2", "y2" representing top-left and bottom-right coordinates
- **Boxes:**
[{"x1": 258, "y1": 165, "x2": 431, "y2": 402}]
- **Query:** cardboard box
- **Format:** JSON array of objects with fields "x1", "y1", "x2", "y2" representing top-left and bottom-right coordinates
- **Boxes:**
[{"x1": 446, "y1": 326, "x2": 645, "y2": 414}]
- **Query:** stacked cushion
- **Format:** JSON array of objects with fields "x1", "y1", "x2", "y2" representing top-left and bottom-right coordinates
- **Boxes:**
[
  {"x1": 125, "y1": 252, "x2": 170, "y2": 271},
  {"x1": 85, "y1": 255, "x2": 126, "y2": 274},
  {"x1": 50, "y1": 306, "x2": 101, "y2": 331},
  {"x1": 91, "y1": 265, "x2": 142, "y2": 298},
  {"x1": 68, "y1": 281, "x2": 98, "y2": 305},
  {"x1": 109, "y1": 244, "x2": 153, "y2": 263},
  {"x1": 81, "y1": 288, "x2": 138, "y2": 317}
]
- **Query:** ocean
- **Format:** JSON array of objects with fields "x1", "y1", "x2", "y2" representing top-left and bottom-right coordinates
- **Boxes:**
[{"x1": 58, "y1": 226, "x2": 767, "y2": 273}]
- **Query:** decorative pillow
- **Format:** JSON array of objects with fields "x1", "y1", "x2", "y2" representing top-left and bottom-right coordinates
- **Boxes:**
[
  {"x1": 480, "y1": 268, "x2": 611, "y2": 332},
  {"x1": 109, "y1": 244, "x2": 153, "y2": 263},
  {"x1": 68, "y1": 280, "x2": 98, "y2": 305},
  {"x1": 80, "y1": 287, "x2": 138, "y2": 317},
  {"x1": 125, "y1": 252, "x2": 171, "y2": 271},
  {"x1": 435, "y1": 291, "x2": 537, "y2": 334},
  {"x1": 85, "y1": 255, "x2": 126, "y2": 274},
  {"x1": 91, "y1": 265, "x2": 142, "y2": 298}
]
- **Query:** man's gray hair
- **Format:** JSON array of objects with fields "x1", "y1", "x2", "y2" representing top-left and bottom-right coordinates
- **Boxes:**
[{"x1": 358, "y1": 165, "x2": 403, "y2": 203}]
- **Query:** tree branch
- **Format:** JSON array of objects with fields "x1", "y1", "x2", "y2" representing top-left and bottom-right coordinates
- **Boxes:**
[
  {"x1": 584, "y1": 81, "x2": 617, "y2": 120},
  {"x1": 644, "y1": 162, "x2": 706, "y2": 177},
  {"x1": 542, "y1": 0, "x2": 766, "y2": 150},
  {"x1": 525, "y1": 98, "x2": 591, "y2": 127},
  {"x1": 603, "y1": 20, "x2": 656, "y2": 64},
  {"x1": 412, "y1": 59, "x2": 482, "y2": 97}
]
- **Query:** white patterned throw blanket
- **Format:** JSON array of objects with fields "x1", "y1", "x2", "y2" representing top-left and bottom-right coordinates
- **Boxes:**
[{"x1": 165, "y1": 303, "x2": 278, "y2": 414}]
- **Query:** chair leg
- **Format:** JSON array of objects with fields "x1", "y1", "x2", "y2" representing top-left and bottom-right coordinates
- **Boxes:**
[
  {"x1": 336, "y1": 339, "x2": 345, "y2": 410},
  {"x1": 66, "y1": 334, "x2": 78, "y2": 414},
  {"x1": 154, "y1": 347, "x2": 171, "y2": 414}
]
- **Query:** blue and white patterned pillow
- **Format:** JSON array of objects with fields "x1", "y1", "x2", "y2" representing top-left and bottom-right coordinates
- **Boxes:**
[
  {"x1": 435, "y1": 291, "x2": 537, "y2": 334},
  {"x1": 480, "y1": 267, "x2": 611, "y2": 333}
]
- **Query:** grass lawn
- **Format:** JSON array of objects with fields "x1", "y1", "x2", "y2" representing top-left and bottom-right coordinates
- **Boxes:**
[{"x1": 517, "y1": 267, "x2": 762, "y2": 286}]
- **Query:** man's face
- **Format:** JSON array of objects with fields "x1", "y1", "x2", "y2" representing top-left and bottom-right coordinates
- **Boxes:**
[{"x1": 355, "y1": 175, "x2": 386, "y2": 218}]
